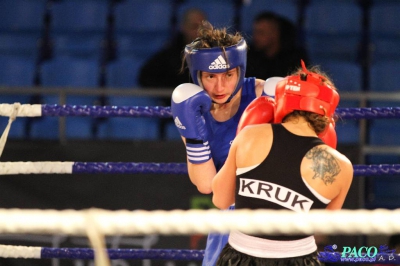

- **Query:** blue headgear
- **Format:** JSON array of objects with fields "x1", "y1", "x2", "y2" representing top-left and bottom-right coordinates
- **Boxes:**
[{"x1": 184, "y1": 38, "x2": 247, "y2": 103}]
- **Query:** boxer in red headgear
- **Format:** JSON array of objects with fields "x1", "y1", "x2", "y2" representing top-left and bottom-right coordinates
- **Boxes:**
[
  {"x1": 274, "y1": 60, "x2": 339, "y2": 148},
  {"x1": 237, "y1": 61, "x2": 339, "y2": 148},
  {"x1": 212, "y1": 61, "x2": 353, "y2": 266}
]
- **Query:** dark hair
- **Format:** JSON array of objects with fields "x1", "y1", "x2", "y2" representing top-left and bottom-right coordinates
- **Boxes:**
[
  {"x1": 283, "y1": 111, "x2": 330, "y2": 135},
  {"x1": 180, "y1": 21, "x2": 243, "y2": 73},
  {"x1": 189, "y1": 20, "x2": 242, "y2": 48},
  {"x1": 282, "y1": 65, "x2": 338, "y2": 135}
]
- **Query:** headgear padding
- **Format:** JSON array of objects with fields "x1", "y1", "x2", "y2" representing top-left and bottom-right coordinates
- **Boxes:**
[
  {"x1": 185, "y1": 38, "x2": 247, "y2": 103},
  {"x1": 274, "y1": 60, "x2": 339, "y2": 123}
]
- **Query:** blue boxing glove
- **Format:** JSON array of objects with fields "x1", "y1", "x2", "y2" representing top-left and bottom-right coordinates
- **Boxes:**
[{"x1": 171, "y1": 83, "x2": 212, "y2": 164}]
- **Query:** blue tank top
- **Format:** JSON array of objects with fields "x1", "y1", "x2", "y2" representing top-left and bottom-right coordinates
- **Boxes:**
[
  {"x1": 204, "y1": 77, "x2": 257, "y2": 171},
  {"x1": 201, "y1": 77, "x2": 258, "y2": 266}
]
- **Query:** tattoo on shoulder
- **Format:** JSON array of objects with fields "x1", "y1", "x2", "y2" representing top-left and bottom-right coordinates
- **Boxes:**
[{"x1": 305, "y1": 146, "x2": 341, "y2": 185}]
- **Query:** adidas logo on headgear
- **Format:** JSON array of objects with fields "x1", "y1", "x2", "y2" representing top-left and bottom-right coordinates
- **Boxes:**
[
  {"x1": 209, "y1": 55, "x2": 230, "y2": 70},
  {"x1": 174, "y1": 116, "x2": 186, "y2": 130}
]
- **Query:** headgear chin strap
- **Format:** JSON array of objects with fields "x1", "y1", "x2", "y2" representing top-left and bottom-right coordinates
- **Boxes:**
[
  {"x1": 274, "y1": 60, "x2": 340, "y2": 123},
  {"x1": 185, "y1": 38, "x2": 247, "y2": 103}
]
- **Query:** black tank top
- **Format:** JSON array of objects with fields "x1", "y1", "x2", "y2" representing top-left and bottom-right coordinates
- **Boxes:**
[{"x1": 235, "y1": 124, "x2": 328, "y2": 240}]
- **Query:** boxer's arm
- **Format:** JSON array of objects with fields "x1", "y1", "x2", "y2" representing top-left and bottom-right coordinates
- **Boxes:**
[
  {"x1": 212, "y1": 136, "x2": 238, "y2": 209},
  {"x1": 254, "y1": 78, "x2": 265, "y2": 97},
  {"x1": 187, "y1": 156, "x2": 216, "y2": 194},
  {"x1": 172, "y1": 83, "x2": 216, "y2": 194},
  {"x1": 326, "y1": 151, "x2": 353, "y2": 210}
]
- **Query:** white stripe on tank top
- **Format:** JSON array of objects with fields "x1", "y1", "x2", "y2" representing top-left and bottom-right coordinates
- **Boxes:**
[{"x1": 229, "y1": 231, "x2": 317, "y2": 258}]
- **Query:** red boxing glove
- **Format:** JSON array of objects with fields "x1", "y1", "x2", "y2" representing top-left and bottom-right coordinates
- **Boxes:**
[
  {"x1": 237, "y1": 96, "x2": 275, "y2": 134},
  {"x1": 318, "y1": 122, "x2": 337, "y2": 149}
]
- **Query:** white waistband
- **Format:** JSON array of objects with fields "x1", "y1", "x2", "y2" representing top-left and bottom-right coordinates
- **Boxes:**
[{"x1": 228, "y1": 231, "x2": 317, "y2": 258}]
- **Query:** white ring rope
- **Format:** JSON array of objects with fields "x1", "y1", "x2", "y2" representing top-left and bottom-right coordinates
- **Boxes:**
[
  {"x1": 0, "y1": 162, "x2": 74, "y2": 175},
  {"x1": 0, "y1": 103, "x2": 24, "y2": 157},
  {"x1": 0, "y1": 245, "x2": 41, "y2": 259},
  {"x1": 0, "y1": 208, "x2": 398, "y2": 236},
  {"x1": 0, "y1": 104, "x2": 41, "y2": 117}
]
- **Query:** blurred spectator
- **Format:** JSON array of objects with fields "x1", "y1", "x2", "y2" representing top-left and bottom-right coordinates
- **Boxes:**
[
  {"x1": 138, "y1": 8, "x2": 207, "y2": 89},
  {"x1": 246, "y1": 11, "x2": 309, "y2": 80}
]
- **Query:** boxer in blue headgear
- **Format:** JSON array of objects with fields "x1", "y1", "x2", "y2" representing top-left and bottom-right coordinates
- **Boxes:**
[
  {"x1": 184, "y1": 37, "x2": 247, "y2": 103},
  {"x1": 171, "y1": 20, "x2": 277, "y2": 266}
]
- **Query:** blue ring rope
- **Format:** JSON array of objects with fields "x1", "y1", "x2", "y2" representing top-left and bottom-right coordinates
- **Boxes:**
[
  {"x1": 71, "y1": 162, "x2": 400, "y2": 176},
  {"x1": 30, "y1": 247, "x2": 400, "y2": 263},
  {"x1": 73, "y1": 162, "x2": 188, "y2": 175},
  {"x1": 41, "y1": 248, "x2": 204, "y2": 260},
  {"x1": 42, "y1": 105, "x2": 172, "y2": 118},
  {"x1": 41, "y1": 105, "x2": 400, "y2": 120}
]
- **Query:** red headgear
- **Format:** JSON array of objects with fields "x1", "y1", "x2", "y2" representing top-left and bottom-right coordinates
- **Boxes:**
[{"x1": 274, "y1": 60, "x2": 339, "y2": 123}]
